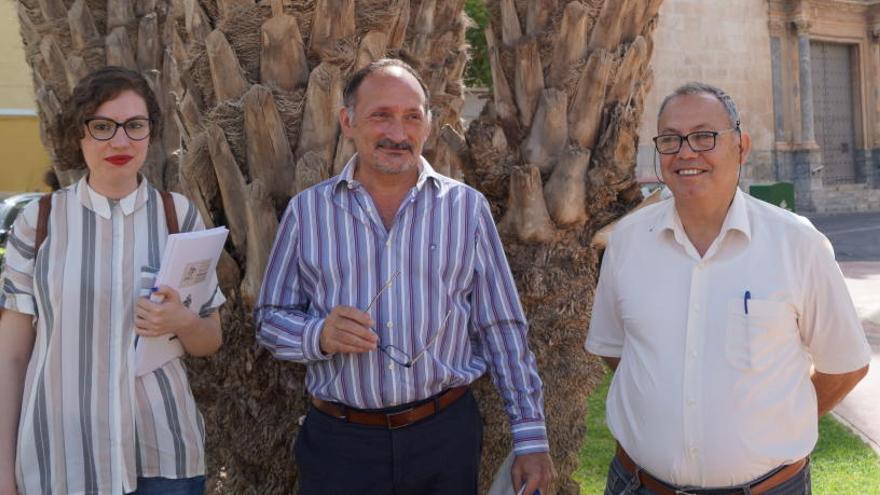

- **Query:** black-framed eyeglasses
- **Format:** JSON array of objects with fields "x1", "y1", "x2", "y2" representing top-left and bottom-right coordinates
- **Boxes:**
[
  {"x1": 365, "y1": 270, "x2": 451, "y2": 368},
  {"x1": 653, "y1": 127, "x2": 738, "y2": 155},
  {"x1": 84, "y1": 117, "x2": 151, "y2": 141}
]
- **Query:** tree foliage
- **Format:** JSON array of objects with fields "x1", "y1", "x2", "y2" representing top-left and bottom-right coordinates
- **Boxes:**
[{"x1": 464, "y1": 0, "x2": 491, "y2": 87}]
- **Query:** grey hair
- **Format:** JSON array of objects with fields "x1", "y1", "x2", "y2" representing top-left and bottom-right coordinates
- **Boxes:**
[{"x1": 657, "y1": 82, "x2": 741, "y2": 129}]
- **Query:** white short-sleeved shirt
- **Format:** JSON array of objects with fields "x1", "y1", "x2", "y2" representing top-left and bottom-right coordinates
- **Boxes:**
[
  {"x1": 1, "y1": 177, "x2": 225, "y2": 494},
  {"x1": 585, "y1": 188, "x2": 871, "y2": 487}
]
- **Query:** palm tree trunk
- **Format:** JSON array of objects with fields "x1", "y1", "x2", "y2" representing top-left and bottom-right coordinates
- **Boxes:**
[{"x1": 462, "y1": 1, "x2": 662, "y2": 492}]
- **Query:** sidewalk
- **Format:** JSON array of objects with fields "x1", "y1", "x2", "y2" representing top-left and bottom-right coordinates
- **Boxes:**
[{"x1": 832, "y1": 261, "x2": 880, "y2": 455}]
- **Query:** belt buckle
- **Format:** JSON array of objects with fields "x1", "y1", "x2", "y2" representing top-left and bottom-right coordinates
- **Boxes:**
[{"x1": 386, "y1": 407, "x2": 415, "y2": 430}]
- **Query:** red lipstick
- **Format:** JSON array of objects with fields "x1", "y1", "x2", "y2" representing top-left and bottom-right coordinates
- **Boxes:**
[{"x1": 106, "y1": 155, "x2": 133, "y2": 166}]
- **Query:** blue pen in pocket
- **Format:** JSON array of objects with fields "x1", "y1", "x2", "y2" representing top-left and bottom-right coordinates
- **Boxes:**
[{"x1": 743, "y1": 290, "x2": 751, "y2": 315}]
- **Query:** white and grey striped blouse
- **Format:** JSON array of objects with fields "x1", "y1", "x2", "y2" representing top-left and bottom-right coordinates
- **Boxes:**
[{"x1": 1, "y1": 177, "x2": 224, "y2": 494}]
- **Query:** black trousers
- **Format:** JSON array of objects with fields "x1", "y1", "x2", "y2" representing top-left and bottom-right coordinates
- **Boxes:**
[{"x1": 295, "y1": 390, "x2": 483, "y2": 495}]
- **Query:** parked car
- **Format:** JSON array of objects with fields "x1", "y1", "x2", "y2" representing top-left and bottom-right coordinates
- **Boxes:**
[{"x1": 0, "y1": 193, "x2": 43, "y2": 247}]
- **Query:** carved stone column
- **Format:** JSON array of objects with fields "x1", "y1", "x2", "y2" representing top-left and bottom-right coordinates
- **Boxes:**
[
  {"x1": 792, "y1": 17, "x2": 822, "y2": 210},
  {"x1": 794, "y1": 18, "x2": 816, "y2": 145},
  {"x1": 768, "y1": 22, "x2": 785, "y2": 143},
  {"x1": 870, "y1": 25, "x2": 880, "y2": 188}
]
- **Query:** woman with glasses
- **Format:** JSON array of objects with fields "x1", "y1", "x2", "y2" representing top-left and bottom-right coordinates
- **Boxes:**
[{"x1": 0, "y1": 66, "x2": 224, "y2": 495}]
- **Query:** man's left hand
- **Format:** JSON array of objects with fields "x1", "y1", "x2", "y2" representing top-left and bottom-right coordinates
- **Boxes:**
[{"x1": 511, "y1": 452, "x2": 556, "y2": 495}]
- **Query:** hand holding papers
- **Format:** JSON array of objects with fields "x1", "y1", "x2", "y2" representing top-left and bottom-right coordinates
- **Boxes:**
[
  {"x1": 488, "y1": 451, "x2": 543, "y2": 495},
  {"x1": 135, "y1": 226, "x2": 228, "y2": 376}
]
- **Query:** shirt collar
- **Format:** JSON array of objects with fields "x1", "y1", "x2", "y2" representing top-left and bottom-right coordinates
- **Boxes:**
[
  {"x1": 658, "y1": 187, "x2": 752, "y2": 244},
  {"x1": 76, "y1": 174, "x2": 150, "y2": 219},
  {"x1": 333, "y1": 153, "x2": 444, "y2": 193}
]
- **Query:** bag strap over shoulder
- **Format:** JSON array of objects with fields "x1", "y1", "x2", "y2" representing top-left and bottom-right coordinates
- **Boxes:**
[
  {"x1": 34, "y1": 194, "x2": 52, "y2": 254},
  {"x1": 160, "y1": 191, "x2": 179, "y2": 235},
  {"x1": 33, "y1": 190, "x2": 179, "y2": 252}
]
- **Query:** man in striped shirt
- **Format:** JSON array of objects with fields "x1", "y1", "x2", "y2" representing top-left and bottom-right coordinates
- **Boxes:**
[{"x1": 256, "y1": 59, "x2": 555, "y2": 495}]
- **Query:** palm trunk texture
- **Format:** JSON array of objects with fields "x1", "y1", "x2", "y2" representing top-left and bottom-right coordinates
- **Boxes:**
[{"x1": 16, "y1": 0, "x2": 661, "y2": 492}]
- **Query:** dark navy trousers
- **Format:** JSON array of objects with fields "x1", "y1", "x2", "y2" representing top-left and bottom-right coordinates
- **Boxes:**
[{"x1": 295, "y1": 390, "x2": 483, "y2": 495}]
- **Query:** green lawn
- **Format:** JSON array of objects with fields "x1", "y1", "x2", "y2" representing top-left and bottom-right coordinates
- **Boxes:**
[{"x1": 574, "y1": 373, "x2": 880, "y2": 494}]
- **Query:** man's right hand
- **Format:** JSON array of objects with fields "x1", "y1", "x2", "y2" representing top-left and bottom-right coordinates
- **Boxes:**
[{"x1": 319, "y1": 306, "x2": 378, "y2": 355}]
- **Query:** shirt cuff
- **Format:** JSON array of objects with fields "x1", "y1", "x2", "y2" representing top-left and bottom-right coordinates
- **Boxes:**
[
  {"x1": 584, "y1": 339, "x2": 622, "y2": 358},
  {"x1": 0, "y1": 293, "x2": 36, "y2": 316},
  {"x1": 302, "y1": 317, "x2": 332, "y2": 361},
  {"x1": 511, "y1": 420, "x2": 549, "y2": 455}
]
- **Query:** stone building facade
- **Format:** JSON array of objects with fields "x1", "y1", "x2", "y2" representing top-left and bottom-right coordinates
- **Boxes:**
[{"x1": 637, "y1": 0, "x2": 880, "y2": 212}]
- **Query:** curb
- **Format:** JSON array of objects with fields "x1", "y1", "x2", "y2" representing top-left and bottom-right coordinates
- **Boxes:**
[{"x1": 830, "y1": 411, "x2": 880, "y2": 456}]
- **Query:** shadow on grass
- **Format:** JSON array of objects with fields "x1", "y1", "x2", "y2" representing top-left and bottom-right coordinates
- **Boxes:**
[{"x1": 573, "y1": 372, "x2": 880, "y2": 495}]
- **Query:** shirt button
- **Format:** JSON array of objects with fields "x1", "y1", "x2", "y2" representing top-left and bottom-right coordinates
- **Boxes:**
[
  {"x1": 386, "y1": 239, "x2": 391, "y2": 247},
  {"x1": 690, "y1": 350, "x2": 698, "y2": 358},
  {"x1": 388, "y1": 363, "x2": 394, "y2": 370},
  {"x1": 386, "y1": 321, "x2": 394, "y2": 329},
  {"x1": 687, "y1": 398, "x2": 695, "y2": 406}
]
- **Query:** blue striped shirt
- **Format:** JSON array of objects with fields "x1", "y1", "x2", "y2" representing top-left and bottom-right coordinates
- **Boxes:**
[{"x1": 255, "y1": 156, "x2": 548, "y2": 454}]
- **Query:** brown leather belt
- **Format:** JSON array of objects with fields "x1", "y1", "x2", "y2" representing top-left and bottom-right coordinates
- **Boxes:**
[
  {"x1": 311, "y1": 386, "x2": 468, "y2": 429},
  {"x1": 616, "y1": 444, "x2": 808, "y2": 495}
]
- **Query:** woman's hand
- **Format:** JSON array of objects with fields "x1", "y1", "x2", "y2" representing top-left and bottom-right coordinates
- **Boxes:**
[
  {"x1": 135, "y1": 287, "x2": 223, "y2": 357},
  {"x1": 135, "y1": 286, "x2": 198, "y2": 338}
]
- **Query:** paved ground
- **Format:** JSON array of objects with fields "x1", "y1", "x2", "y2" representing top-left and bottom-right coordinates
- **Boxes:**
[
  {"x1": 807, "y1": 211, "x2": 880, "y2": 454},
  {"x1": 809, "y1": 211, "x2": 880, "y2": 262}
]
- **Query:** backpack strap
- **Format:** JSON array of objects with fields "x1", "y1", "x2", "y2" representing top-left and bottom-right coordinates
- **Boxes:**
[
  {"x1": 34, "y1": 194, "x2": 52, "y2": 254},
  {"x1": 160, "y1": 191, "x2": 179, "y2": 235},
  {"x1": 33, "y1": 191, "x2": 179, "y2": 253}
]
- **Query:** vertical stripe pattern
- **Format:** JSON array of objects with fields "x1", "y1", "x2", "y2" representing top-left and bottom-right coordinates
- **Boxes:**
[
  {"x1": 0, "y1": 177, "x2": 225, "y2": 494},
  {"x1": 255, "y1": 156, "x2": 548, "y2": 455}
]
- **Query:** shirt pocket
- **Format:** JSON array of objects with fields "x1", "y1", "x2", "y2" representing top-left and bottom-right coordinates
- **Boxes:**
[{"x1": 725, "y1": 298, "x2": 798, "y2": 371}]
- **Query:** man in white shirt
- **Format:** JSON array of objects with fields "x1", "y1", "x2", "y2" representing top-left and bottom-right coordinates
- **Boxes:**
[{"x1": 585, "y1": 82, "x2": 871, "y2": 495}]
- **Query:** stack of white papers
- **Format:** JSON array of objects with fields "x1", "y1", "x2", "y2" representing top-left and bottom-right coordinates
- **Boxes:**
[{"x1": 135, "y1": 227, "x2": 229, "y2": 376}]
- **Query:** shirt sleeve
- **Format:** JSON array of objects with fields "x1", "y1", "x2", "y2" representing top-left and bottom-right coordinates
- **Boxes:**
[
  {"x1": 471, "y1": 197, "x2": 548, "y2": 455},
  {"x1": 0, "y1": 198, "x2": 40, "y2": 316},
  {"x1": 584, "y1": 236, "x2": 625, "y2": 358},
  {"x1": 799, "y1": 233, "x2": 871, "y2": 374},
  {"x1": 173, "y1": 193, "x2": 227, "y2": 316},
  {"x1": 254, "y1": 197, "x2": 330, "y2": 363}
]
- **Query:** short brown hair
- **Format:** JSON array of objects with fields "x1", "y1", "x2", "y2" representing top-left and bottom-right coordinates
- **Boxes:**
[{"x1": 56, "y1": 66, "x2": 161, "y2": 170}]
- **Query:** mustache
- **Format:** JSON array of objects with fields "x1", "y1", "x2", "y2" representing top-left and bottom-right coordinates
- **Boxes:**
[{"x1": 376, "y1": 139, "x2": 413, "y2": 151}]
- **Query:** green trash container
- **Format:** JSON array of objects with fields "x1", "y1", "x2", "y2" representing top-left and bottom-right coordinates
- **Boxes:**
[{"x1": 749, "y1": 182, "x2": 795, "y2": 212}]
